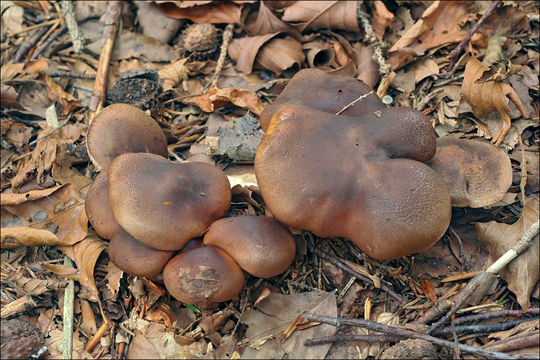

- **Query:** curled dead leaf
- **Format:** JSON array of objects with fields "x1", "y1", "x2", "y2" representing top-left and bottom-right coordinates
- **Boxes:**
[
  {"x1": 282, "y1": 1, "x2": 359, "y2": 32},
  {"x1": 246, "y1": 1, "x2": 296, "y2": 36},
  {"x1": 159, "y1": 58, "x2": 188, "y2": 91},
  {"x1": 475, "y1": 196, "x2": 539, "y2": 310},
  {"x1": 1, "y1": 184, "x2": 88, "y2": 248},
  {"x1": 462, "y1": 57, "x2": 526, "y2": 146},
  {"x1": 303, "y1": 40, "x2": 335, "y2": 68},
  {"x1": 228, "y1": 33, "x2": 304, "y2": 74},
  {"x1": 0, "y1": 85, "x2": 26, "y2": 110},
  {"x1": 371, "y1": 1, "x2": 394, "y2": 40},
  {"x1": 185, "y1": 87, "x2": 264, "y2": 115}
]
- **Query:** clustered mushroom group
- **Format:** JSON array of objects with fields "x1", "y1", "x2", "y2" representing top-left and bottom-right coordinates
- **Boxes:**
[
  {"x1": 85, "y1": 69, "x2": 513, "y2": 307},
  {"x1": 85, "y1": 104, "x2": 295, "y2": 308}
]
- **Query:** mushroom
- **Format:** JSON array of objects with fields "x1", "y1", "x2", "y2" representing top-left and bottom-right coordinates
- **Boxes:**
[
  {"x1": 84, "y1": 172, "x2": 120, "y2": 240},
  {"x1": 255, "y1": 102, "x2": 451, "y2": 260},
  {"x1": 107, "y1": 152, "x2": 231, "y2": 250},
  {"x1": 259, "y1": 68, "x2": 382, "y2": 131},
  {"x1": 163, "y1": 245, "x2": 245, "y2": 307},
  {"x1": 108, "y1": 228, "x2": 174, "y2": 279},
  {"x1": 427, "y1": 137, "x2": 513, "y2": 208},
  {"x1": 86, "y1": 103, "x2": 168, "y2": 170},
  {"x1": 203, "y1": 215, "x2": 296, "y2": 278}
]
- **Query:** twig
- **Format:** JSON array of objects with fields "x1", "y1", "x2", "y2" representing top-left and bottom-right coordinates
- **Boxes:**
[
  {"x1": 307, "y1": 242, "x2": 403, "y2": 302},
  {"x1": 433, "y1": 316, "x2": 539, "y2": 336},
  {"x1": 88, "y1": 1, "x2": 122, "y2": 123},
  {"x1": 305, "y1": 333, "x2": 396, "y2": 346},
  {"x1": 427, "y1": 221, "x2": 540, "y2": 334},
  {"x1": 0, "y1": 294, "x2": 39, "y2": 319},
  {"x1": 31, "y1": 25, "x2": 68, "y2": 61},
  {"x1": 46, "y1": 71, "x2": 96, "y2": 79},
  {"x1": 63, "y1": 256, "x2": 75, "y2": 359},
  {"x1": 483, "y1": 330, "x2": 540, "y2": 352},
  {"x1": 13, "y1": 26, "x2": 49, "y2": 63},
  {"x1": 305, "y1": 313, "x2": 531, "y2": 360},
  {"x1": 451, "y1": 308, "x2": 539, "y2": 326},
  {"x1": 447, "y1": 0, "x2": 502, "y2": 71},
  {"x1": 61, "y1": 0, "x2": 86, "y2": 54},
  {"x1": 7, "y1": 19, "x2": 58, "y2": 38},
  {"x1": 357, "y1": 2, "x2": 391, "y2": 77},
  {"x1": 28, "y1": 116, "x2": 71, "y2": 146},
  {"x1": 336, "y1": 91, "x2": 374, "y2": 115},
  {"x1": 204, "y1": 24, "x2": 234, "y2": 92}
]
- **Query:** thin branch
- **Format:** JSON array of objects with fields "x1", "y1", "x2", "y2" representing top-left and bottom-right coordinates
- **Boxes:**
[{"x1": 204, "y1": 24, "x2": 235, "y2": 92}]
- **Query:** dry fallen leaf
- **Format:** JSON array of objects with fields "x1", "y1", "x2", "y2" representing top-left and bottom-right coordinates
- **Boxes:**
[
  {"x1": 240, "y1": 291, "x2": 337, "y2": 359},
  {"x1": 0, "y1": 84, "x2": 26, "y2": 110},
  {"x1": 282, "y1": 1, "x2": 359, "y2": 32},
  {"x1": 1, "y1": 184, "x2": 88, "y2": 248},
  {"x1": 43, "y1": 75, "x2": 81, "y2": 115},
  {"x1": 371, "y1": 1, "x2": 394, "y2": 40},
  {"x1": 159, "y1": 58, "x2": 189, "y2": 91},
  {"x1": 462, "y1": 57, "x2": 526, "y2": 145},
  {"x1": 157, "y1": 1, "x2": 243, "y2": 24},
  {"x1": 186, "y1": 87, "x2": 264, "y2": 115},
  {"x1": 45, "y1": 235, "x2": 107, "y2": 302},
  {"x1": 476, "y1": 196, "x2": 539, "y2": 310},
  {"x1": 388, "y1": 1, "x2": 470, "y2": 70},
  {"x1": 229, "y1": 33, "x2": 304, "y2": 75}
]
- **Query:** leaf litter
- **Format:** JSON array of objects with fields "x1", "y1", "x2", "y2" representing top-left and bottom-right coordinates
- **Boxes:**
[{"x1": 0, "y1": 1, "x2": 538, "y2": 359}]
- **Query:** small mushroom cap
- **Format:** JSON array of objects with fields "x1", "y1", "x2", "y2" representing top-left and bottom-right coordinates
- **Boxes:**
[
  {"x1": 203, "y1": 215, "x2": 296, "y2": 278},
  {"x1": 163, "y1": 245, "x2": 245, "y2": 307},
  {"x1": 428, "y1": 137, "x2": 513, "y2": 208},
  {"x1": 108, "y1": 228, "x2": 174, "y2": 278},
  {"x1": 85, "y1": 172, "x2": 121, "y2": 240},
  {"x1": 87, "y1": 104, "x2": 168, "y2": 170},
  {"x1": 108, "y1": 153, "x2": 231, "y2": 250},
  {"x1": 259, "y1": 68, "x2": 382, "y2": 131},
  {"x1": 255, "y1": 104, "x2": 451, "y2": 260}
]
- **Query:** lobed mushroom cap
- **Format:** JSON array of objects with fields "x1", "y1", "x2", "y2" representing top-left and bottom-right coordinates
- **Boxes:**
[
  {"x1": 85, "y1": 172, "x2": 121, "y2": 240},
  {"x1": 428, "y1": 137, "x2": 512, "y2": 208},
  {"x1": 108, "y1": 228, "x2": 174, "y2": 278},
  {"x1": 203, "y1": 215, "x2": 296, "y2": 278},
  {"x1": 163, "y1": 245, "x2": 245, "y2": 307},
  {"x1": 107, "y1": 153, "x2": 231, "y2": 250},
  {"x1": 255, "y1": 104, "x2": 451, "y2": 260},
  {"x1": 259, "y1": 68, "x2": 382, "y2": 131},
  {"x1": 87, "y1": 103, "x2": 168, "y2": 170}
]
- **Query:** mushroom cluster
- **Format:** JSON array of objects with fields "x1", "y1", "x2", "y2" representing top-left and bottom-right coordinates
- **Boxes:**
[
  {"x1": 85, "y1": 104, "x2": 296, "y2": 307},
  {"x1": 255, "y1": 69, "x2": 453, "y2": 260}
]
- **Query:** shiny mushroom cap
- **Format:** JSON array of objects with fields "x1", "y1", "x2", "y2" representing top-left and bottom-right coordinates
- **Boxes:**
[
  {"x1": 203, "y1": 215, "x2": 296, "y2": 278},
  {"x1": 255, "y1": 104, "x2": 451, "y2": 260},
  {"x1": 259, "y1": 68, "x2": 382, "y2": 131},
  {"x1": 428, "y1": 137, "x2": 513, "y2": 208},
  {"x1": 84, "y1": 172, "x2": 121, "y2": 240},
  {"x1": 107, "y1": 153, "x2": 231, "y2": 250},
  {"x1": 108, "y1": 228, "x2": 174, "y2": 278},
  {"x1": 163, "y1": 245, "x2": 245, "y2": 307},
  {"x1": 87, "y1": 103, "x2": 168, "y2": 170}
]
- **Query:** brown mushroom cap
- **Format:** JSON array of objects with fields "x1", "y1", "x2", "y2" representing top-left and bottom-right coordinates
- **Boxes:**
[
  {"x1": 108, "y1": 228, "x2": 174, "y2": 278},
  {"x1": 85, "y1": 172, "x2": 121, "y2": 240},
  {"x1": 259, "y1": 68, "x2": 382, "y2": 132},
  {"x1": 163, "y1": 245, "x2": 245, "y2": 307},
  {"x1": 203, "y1": 215, "x2": 296, "y2": 278},
  {"x1": 87, "y1": 103, "x2": 168, "y2": 170},
  {"x1": 108, "y1": 153, "x2": 231, "y2": 250},
  {"x1": 427, "y1": 137, "x2": 513, "y2": 208},
  {"x1": 255, "y1": 104, "x2": 451, "y2": 260}
]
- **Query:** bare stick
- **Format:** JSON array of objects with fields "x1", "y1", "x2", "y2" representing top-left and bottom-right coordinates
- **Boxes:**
[
  {"x1": 357, "y1": 3, "x2": 391, "y2": 77},
  {"x1": 447, "y1": 0, "x2": 502, "y2": 71},
  {"x1": 61, "y1": 0, "x2": 86, "y2": 54},
  {"x1": 204, "y1": 24, "x2": 235, "y2": 92},
  {"x1": 427, "y1": 221, "x2": 539, "y2": 334},
  {"x1": 305, "y1": 313, "x2": 531, "y2": 360},
  {"x1": 88, "y1": 1, "x2": 122, "y2": 123},
  {"x1": 307, "y1": 242, "x2": 403, "y2": 302},
  {"x1": 62, "y1": 256, "x2": 75, "y2": 359},
  {"x1": 305, "y1": 333, "x2": 396, "y2": 346},
  {"x1": 13, "y1": 26, "x2": 49, "y2": 63},
  {"x1": 451, "y1": 308, "x2": 539, "y2": 326},
  {"x1": 433, "y1": 316, "x2": 539, "y2": 336},
  {"x1": 31, "y1": 25, "x2": 67, "y2": 61},
  {"x1": 336, "y1": 91, "x2": 374, "y2": 115}
]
